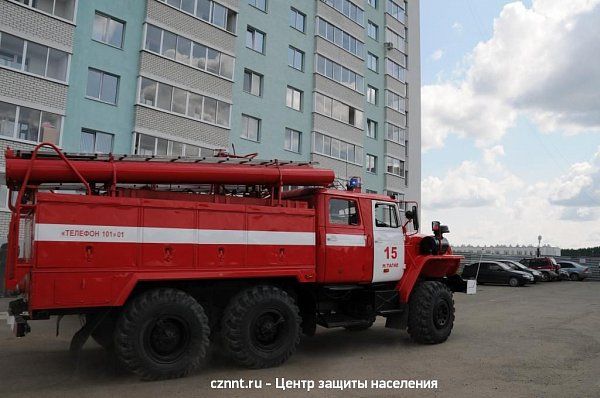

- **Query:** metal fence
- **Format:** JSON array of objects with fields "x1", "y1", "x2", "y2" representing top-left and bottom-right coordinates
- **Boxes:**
[{"x1": 455, "y1": 252, "x2": 600, "y2": 281}]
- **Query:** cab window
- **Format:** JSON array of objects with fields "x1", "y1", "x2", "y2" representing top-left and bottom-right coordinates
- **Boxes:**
[
  {"x1": 329, "y1": 199, "x2": 359, "y2": 225},
  {"x1": 374, "y1": 203, "x2": 399, "y2": 228}
]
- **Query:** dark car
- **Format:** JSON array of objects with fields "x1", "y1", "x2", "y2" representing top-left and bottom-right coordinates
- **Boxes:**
[
  {"x1": 519, "y1": 257, "x2": 560, "y2": 281},
  {"x1": 557, "y1": 260, "x2": 591, "y2": 281},
  {"x1": 462, "y1": 261, "x2": 534, "y2": 287},
  {"x1": 497, "y1": 259, "x2": 543, "y2": 283}
]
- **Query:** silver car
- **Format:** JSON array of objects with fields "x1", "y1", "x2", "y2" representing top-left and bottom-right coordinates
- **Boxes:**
[{"x1": 557, "y1": 261, "x2": 591, "y2": 281}]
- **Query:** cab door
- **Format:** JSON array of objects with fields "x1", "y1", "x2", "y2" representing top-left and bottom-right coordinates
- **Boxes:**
[
  {"x1": 323, "y1": 196, "x2": 368, "y2": 283},
  {"x1": 371, "y1": 201, "x2": 404, "y2": 282}
]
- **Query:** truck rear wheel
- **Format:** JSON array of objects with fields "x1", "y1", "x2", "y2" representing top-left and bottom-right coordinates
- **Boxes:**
[
  {"x1": 221, "y1": 285, "x2": 301, "y2": 369},
  {"x1": 407, "y1": 281, "x2": 455, "y2": 344},
  {"x1": 114, "y1": 288, "x2": 210, "y2": 380}
]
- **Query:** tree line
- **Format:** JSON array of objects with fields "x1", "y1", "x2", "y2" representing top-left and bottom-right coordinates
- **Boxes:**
[{"x1": 562, "y1": 247, "x2": 600, "y2": 257}]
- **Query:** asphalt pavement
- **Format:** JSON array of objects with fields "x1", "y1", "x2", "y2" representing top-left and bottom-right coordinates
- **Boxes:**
[{"x1": 0, "y1": 281, "x2": 598, "y2": 398}]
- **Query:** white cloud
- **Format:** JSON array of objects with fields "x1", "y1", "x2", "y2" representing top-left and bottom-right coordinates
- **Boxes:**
[
  {"x1": 452, "y1": 21, "x2": 463, "y2": 33},
  {"x1": 431, "y1": 49, "x2": 444, "y2": 61},
  {"x1": 422, "y1": 0, "x2": 600, "y2": 151},
  {"x1": 422, "y1": 148, "x2": 600, "y2": 248}
]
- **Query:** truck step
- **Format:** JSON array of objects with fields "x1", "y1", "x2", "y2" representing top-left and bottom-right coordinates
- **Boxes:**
[
  {"x1": 317, "y1": 313, "x2": 372, "y2": 329},
  {"x1": 378, "y1": 309, "x2": 405, "y2": 316},
  {"x1": 321, "y1": 285, "x2": 363, "y2": 291}
]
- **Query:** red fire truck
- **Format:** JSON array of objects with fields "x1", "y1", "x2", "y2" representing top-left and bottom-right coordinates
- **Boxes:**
[{"x1": 4, "y1": 143, "x2": 466, "y2": 380}]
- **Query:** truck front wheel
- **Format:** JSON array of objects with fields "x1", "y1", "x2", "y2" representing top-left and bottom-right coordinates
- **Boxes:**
[
  {"x1": 114, "y1": 288, "x2": 210, "y2": 380},
  {"x1": 407, "y1": 281, "x2": 455, "y2": 344},
  {"x1": 222, "y1": 285, "x2": 301, "y2": 368}
]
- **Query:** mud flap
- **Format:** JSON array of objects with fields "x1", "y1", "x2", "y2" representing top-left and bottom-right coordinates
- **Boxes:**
[{"x1": 445, "y1": 274, "x2": 468, "y2": 293}]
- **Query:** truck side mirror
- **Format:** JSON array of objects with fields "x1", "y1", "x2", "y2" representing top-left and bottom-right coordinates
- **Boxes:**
[{"x1": 405, "y1": 205, "x2": 419, "y2": 231}]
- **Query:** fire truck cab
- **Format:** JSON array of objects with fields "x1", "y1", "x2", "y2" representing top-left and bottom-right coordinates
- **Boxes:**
[{"x1": 4, "y1": 143, "x2": 466, "y2": 381}]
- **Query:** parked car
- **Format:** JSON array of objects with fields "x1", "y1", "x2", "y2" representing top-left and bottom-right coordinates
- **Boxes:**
[
  {"x1": 519, "y1": 257, "x2": 560, "y2": 281},
  {"x1": 462, "y1": 261, "x2": 534, "y2": 287},
  {"x1": 557, "y1": 260, "x2": 590, "y2": 281},
  {"x1": 497, "y1": 259, "x2": 543, "y2": 283}
]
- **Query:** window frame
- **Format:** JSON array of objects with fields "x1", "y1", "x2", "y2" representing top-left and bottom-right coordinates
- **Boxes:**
[
  {"x1": 328, "y1": 198, "x2": 361, "y2": 227},
  {"x1": 241, "y1": 114, "x2": 261, "y2": 142},
  {"x1": 246, "y1": 26, "x2": 266, "y2": 54},
  {"x1": 243, "y1": 68, "x2": 262, "y2": 97},
  {"x1": 248, "y1": 0, "x2": 267, "y2": 12},
  {"x1": 137, "y1": 77, "x2": 232, "y2": 128},
  {"x1": 288, "y1": 46, "x2": 304, "y2": 71},
  {"x1": 159, "y1": 0, "x2": 237, "y2": 34},
  {"x1": 143, "y1": 24, "x2": 235, "y2": 81},
  {"x1": 366, "y1": 119, "x2": 377, "y2": 138},
  {"x1": 284, "y1": 128, "x2": 301, "y2": 153},
  {"x1": 286, "y1": 86, "x2": 303, "y2": 111},
  {"x1": 0, "y1": 100, "x2": 63, "y2": 145},
  {"x1": 367, "y1": 52, "x2": 378, "y2": 72},
  {"x1": 8, "y1": 0, "x2": 77, "y2": 22},
  {"x1": 0, "y1": 32, "x2": 70, "y2": 83},
  {"x1": 92, "y1": 12, "x2": 125, "y2": 49},
  {"x1": 86, "y1": 68, "x2": 120, "y2": 105},
  {"x1": 366, "y1": 154, "x2": 377, "y2": 174},
  {"x1": 80, "y1": 128, "x2": 114, "y2": 154},
  {"x1": 367, "y1": 20, "x2": 379, "y2": 41},
  {"x1": 367, "y1": 85, "x2": 378, "y2": 105},
  {"x1": 289, "y1": 7, "x2": 306, "y2": 33}
]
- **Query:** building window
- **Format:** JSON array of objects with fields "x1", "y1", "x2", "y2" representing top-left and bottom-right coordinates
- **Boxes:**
[
  {"x1": 144, "y1": 25, "x2": 234, "y2": 80},
  {"x1": 0, "y1": 101, "x2": 61, "y2": 144},
  {"x1": 285, "y1": 128, "x2": 301, "y2": 153},
  {"x1": 86, "y1": 68, "x2": 119, "y2": 105},
  {"x1": 0, "y1": 32, "x2": 69, "y2": 82},
  {"x1": 366, "y1": 154, "x2": 377, "y2": 173},
  {"x1": 246, "y1": 26, "x2": 265, "y2": 53},
  {"x1": 80, "y1": 129, "x2": 114, "y2": 154},
  {"x1": 314, "y1": 92, "x2": 364, "y2": 129},
  {"x1": 367, "y1": 21, "x2": 379, "y2": 40},
  {"x1": 14, "y1": 0, "x2": 76, "y2": 21},
  {"x1": 323, "y1": 0, "x2": 364, "y2": 26},
  {"x1": 368, "y1": 0, "x2": 377, "y2": 8},
  {"x1": 286, "y1": 86, "x2": 302, "y2": 111},
  {"x1": 288, "y1": 46, "x2": 304, "y2": 71},
  {"x1": 386, "y1": 122, "x2": 405, "y2": 143},
  {"x1": 367, "y1": 86, "x2": 378, "y2": 105},
  {"x1": 386, "y1": 156, "x2": 404, "y2": 176},
  {"x1": 289, "y1": 8, "x2": 306, "y2": 32},
  {"x1": 248, "y1": 0, "x2": 266, "y2": 12},
  {"x1": 386, "y1": 58, "x2": 406, "y2": 82},
  {"x1": 92, "y1": 13, "x2": 125, "y2": 48},
  {"x1": 315, "y1": 54, "x2": 364, "y2": 93},
  {"x1": 241, "y1": 115, "x2": 260, "y2": 142},
  {"x1": 160, "y1": 0, "x2": 237, "y2": 33},
  {"x1": 386, "y1": 90, "x2": 405, "y2": 113},
  {"x1": 313, "y1": 132, "x2": 363, "y2": 165},
  {"x1": 386, "y1": 0, "x2": 406, "y2": 24},
  {"x1": 243, "y1": 69, "x2": 262, "y2": 96},
  {"x1": 316, "y1": 18, "x2": 365, "y2": 59},
  {"x1": 386, "y1": 28, "x2": 407, "y2": 55},
  {"x1": 134, "y1": 132, "x2": 212, "y2": 157},
  {"x1": 138, "y1": 77, "x2": 231, "y2": 128},
  {"x1": 367, "y1": 119, "x2": 377, "y2": 138},
  {"x1": 367, "y1": 52, "x2": 378, "y2": 72}
]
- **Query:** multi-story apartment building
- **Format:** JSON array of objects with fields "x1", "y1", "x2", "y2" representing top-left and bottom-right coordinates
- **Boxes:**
[{"x1": 0, "y1": 0, "x2": 420, "y2": 241}]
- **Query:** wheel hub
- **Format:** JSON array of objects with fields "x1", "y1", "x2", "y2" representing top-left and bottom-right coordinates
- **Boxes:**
[
  {"x1": 252, "y1": 311, "x2": 286, "y2": 350},
  {"x1": 433, "y1": 301, "x2": 450, "y2": 329},
  {"x1": 145, "y1": 316, "x2": 190, "y2": 363}
]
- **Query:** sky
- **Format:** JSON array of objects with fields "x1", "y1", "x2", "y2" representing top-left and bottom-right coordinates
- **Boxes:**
[{"x1": 419, "y1": 0, "x2": 600, "y2": 249}]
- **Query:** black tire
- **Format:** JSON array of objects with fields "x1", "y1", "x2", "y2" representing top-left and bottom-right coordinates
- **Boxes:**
[
  {"x1": 114, "y1": 288, "x2": 210, "y2": 381},
  {"x1": 508, "y1": 277, "x2": 519, "y2": 287},
  {"x1": 407, "y1": 281, "x2": 455, "y2": 344},
  {"x1": 345, "y1": 321, "x2": 374, "y2": 331},
  {"x1": 87, "y1": 312, "x2": 118, "y2": 350},
  {"x1": 221, "y1": 285, "x2": 300, "y2": 369},
  {"x1": 570, "y1": 273, "x2": 580, "y2": 281},
  {"x1": 541, "y1": 272, "x2": 550, "y2": 282}
]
